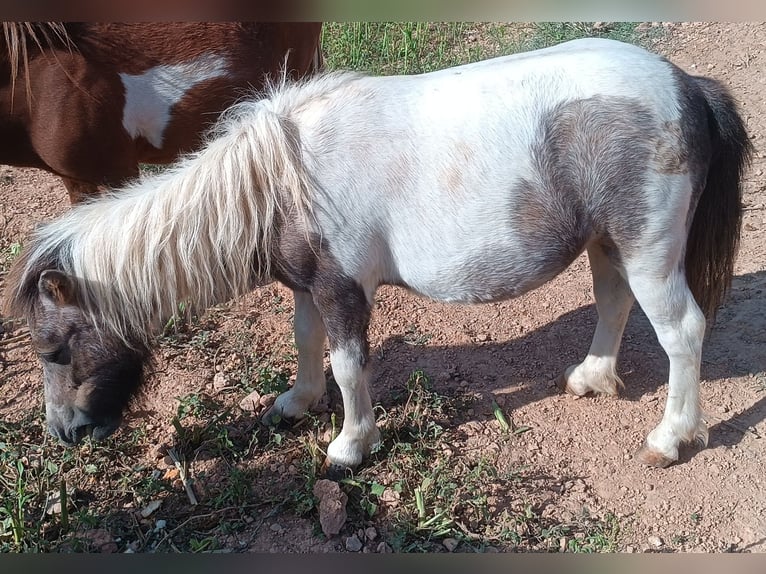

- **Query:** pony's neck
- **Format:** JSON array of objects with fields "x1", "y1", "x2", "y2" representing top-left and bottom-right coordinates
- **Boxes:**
[{"x1": 40, "y1": 100, "x2": 312, "y2": 341}]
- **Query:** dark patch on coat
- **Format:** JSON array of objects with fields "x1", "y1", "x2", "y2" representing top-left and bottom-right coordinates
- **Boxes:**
[
  {"x1": 655, "y1": 120, "x2": 689, "y2": 175},
  {"x1": 667, "y1": 64, "x2": 715, "y2": 214},
  {"x1": 272, "y1": 220, "x2": 371, "y2": 359},
  {"x1": 510, "y1": 95, "x2": 661, "y2": 272}
]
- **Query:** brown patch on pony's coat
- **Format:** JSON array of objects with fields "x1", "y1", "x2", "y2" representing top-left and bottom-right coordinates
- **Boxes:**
[
  {"x1": 655, "y1": 120, "x2": 689, "y2": 174},
  {"x1": 510, "y1": 95, "x2": 658, "y2": 275},
  {"x1": 439, "y1": 141, "x2": 475, "y2": 195},
  {"x1": 273, "y1": 220, "x2": 372, "y2": 353}
]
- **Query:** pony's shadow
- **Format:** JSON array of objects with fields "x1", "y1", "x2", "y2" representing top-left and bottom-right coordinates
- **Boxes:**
[
  {"x1": 368, "y1": 270, "x2": 766, "y2": 449},
  {"x1": 154, "y1": 270, "x2": 766, "y2": 466}
]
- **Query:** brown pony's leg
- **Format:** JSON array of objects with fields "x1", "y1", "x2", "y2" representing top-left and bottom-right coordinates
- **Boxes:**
[{"x1": 61, "y1": 177, "x2": 101, "y2": 204}]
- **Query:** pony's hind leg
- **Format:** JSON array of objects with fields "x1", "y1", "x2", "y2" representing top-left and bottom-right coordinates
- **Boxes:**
[
  {"x1": 557, "y1": 243, "x2": 634, "y2": 396},
  {"x1": 266, "y1": 290, "x2": 328, "y2": 421},
  {"x1": 628, "y1": 267, "x2": 708, "y2": 467}
]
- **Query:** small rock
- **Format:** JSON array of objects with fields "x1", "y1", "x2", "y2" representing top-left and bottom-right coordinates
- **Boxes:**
[
  {"x1": 239, "y1": 389, "x2": 262, "y2": 412},
  {"x1": 376, "y1": 541, "x2": 392, "y2": 553},
  {"x1": 154, "y1": 519, "x2": 167, "y2": 531},
  {"x1": 364, "y1": 526, "x2": 378, "y2": 542},
  {"x1": 150, "y1": 443, "x2": 168, "y2": 459},
  {"x1": 44, "y1": 484, "x2": 76, "y2": 516},
  {"x1": 259, "y1": 393, "x2": 277, "y2": 409},
  {"x1": 648, "y1": 535, "x2": 664, "y2": 548},
  {"x1": 81, "y1": 528, "x2": 118, "y2": 553},
  {"x1": 270, "y1": 523, "x2": 284, "y2": 534},
  {"x1": 313, "y1": 479, "x2": 348, "y2": 537},
  {"x1": 139, "y1": 499, "x2": 162, "y2": 518},
  {"x1": 379, "y1": 488, "x2": 400, "y2": 506},
  {"x1": 162, "y1": 468, "x2": 180, "y2": 481},
  {"x1": 161, "y1": 455, "x2": 174, "y2": 468},
  {"x1": 443, "y1": 537, "x2": 459, "y2": 552},
  {"x1": 213, "y1": 372, "x2": 227, "y2": 391},
  {"x1": 345, "y1": 534, "x2": 363, "y2": 552},
  {"x1": 626, "y1": 545, "x2": 636, "y2": 553}
]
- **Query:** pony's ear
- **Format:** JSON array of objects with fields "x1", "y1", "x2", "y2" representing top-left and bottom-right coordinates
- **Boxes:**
[{"x1": 38, "y1": 270, "x2": 76, "y2": 306}]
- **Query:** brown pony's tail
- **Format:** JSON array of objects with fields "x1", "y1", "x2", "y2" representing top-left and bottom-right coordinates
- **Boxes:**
[{"x1": 685, "y1": 76, "x2": 753, "y2": 321}]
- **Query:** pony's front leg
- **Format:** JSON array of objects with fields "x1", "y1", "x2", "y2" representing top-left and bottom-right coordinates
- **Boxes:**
[
  {"x1": 266, "y1": 290, "x2": 327, "y2": 421},
  {"x1": 316, "y1": 282, "x2": 380, "y2": 471}
]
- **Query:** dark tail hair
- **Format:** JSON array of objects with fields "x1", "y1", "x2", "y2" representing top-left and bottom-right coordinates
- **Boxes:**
[{"x1": 685, "y1": 76, "x2": 753, "y2": 320}]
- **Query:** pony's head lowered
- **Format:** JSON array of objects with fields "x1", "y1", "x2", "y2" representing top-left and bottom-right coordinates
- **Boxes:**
[
  {"x1": 2, "y1": 77, "x2": 321, "y2": 444},
  {"x1": 4, "y1": 248, "x2": 152, "y2": 446}
]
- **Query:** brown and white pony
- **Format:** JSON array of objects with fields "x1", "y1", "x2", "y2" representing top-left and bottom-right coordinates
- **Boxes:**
[
  {"x1": 0, "y1": 22, "x2": 322, "y2": 203},
  {"x1": 4, "y1": 38, "x2": 752, "y2": 473}
]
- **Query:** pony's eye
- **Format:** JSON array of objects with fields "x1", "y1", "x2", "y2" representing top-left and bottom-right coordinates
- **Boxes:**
[{"x1": 40, "y1": 347, "x2": 72, "y2": 365}]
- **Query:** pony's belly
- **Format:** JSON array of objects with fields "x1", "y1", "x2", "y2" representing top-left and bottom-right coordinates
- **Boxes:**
[{"x1": 393, "y1": 257, "x2": 560, "y2": 305}]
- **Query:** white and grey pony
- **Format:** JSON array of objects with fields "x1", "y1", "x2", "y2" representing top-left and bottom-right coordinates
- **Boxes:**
[{"x1": 4, "y1": 38, "x2": 752, "y2": 471}]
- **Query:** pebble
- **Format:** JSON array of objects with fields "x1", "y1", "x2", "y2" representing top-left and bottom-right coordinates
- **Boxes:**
[
  {"x1": 140, "y1": 500, "x2": 162, "y2": 518},
  {"x1": 648, "y1": 535, "x2": 664, "y2": 547},
  {"x1": 80, "y1": 528, "x2": 118, "y2": 553},
  {"x1": 364, "y1": 527, "x2": 378, "y2": 542},
  {"x1": 212, "y1": 372, "x2": 227, "y2": 391},
  {"x1": 150, "y1": 443, "x2": 168, "y2": 459},
  {"x1": 376, "y1": 541, "x2": 392, "y2": 553},
  {"x1": 154, "y1": 519, "x2": 167, "y2": 531},
  {"x1": 313, "y1": 479, "x2": 348, "y2": 537},
  {"x1": 442, "y1": 537, "x2": 459, "y2": 552},
  {"x1": 345, "y1": 534, "x2": 363, "y2": 552},
  {"x1": 259, "y1": 393, "x2": 277, "y2": 409},
  {"x1": 239, "y1": 389, "x2": 262, "y2": 412}
]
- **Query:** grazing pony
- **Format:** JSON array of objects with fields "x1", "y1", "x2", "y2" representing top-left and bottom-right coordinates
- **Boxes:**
[
  {"x1": 4, "y1": 38, "x2": 751, "y2": 471},
  {"x1": 0, "y1": 22, "x2": 322, "y2": 203}
]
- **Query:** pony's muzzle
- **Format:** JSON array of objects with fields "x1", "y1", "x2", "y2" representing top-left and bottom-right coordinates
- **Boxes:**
[{"x1": 47, "y1": 409, "x2": 120, "y2": 446}]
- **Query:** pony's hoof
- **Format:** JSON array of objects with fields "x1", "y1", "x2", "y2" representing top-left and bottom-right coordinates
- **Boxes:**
[
  {"x1": 635, "y1": 444, "x2": 676, "y2": 468},
  {"x1": 553, "y1": 373, "x2": 581, "y2": 397},
  {"x1": 320, "y1": 458, "x2": 354, "y2": 481},
  {"x1": 261, "y1": 407, "x2": 293, "y2": 429}
]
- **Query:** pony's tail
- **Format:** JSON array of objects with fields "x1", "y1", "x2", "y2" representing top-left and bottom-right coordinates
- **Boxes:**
[{"x1": 685, "y1": 76, "x2": 753, "y2": 320}]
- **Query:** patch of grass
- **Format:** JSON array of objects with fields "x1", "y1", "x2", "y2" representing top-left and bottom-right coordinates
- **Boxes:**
[
  {"x1": 321, "y1": 22, "x2": 662, "y2": 77},
  {"x1": 523, "y1": 22, "x2": 642, "y2": 50},
  {"x1": 0, "y1": 240, "x2": 22, "y2": 274},
  {"x1": 403, "y1": 324, "x2": 432, "y2": 347},
  {"x1": 0, "y1": 413, "x2": 159, "y2": 552},
  {"x1": 321, "y1": 22, "x2": 520, "y2": 75}
]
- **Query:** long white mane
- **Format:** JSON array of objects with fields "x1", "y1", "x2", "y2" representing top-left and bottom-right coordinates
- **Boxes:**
[{"x1": 10, "y1": 72, "x2": 359, "y2": 342}]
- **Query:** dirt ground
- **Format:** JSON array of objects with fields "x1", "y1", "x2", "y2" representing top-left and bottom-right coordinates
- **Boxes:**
[{"x1": 1, "y1": 22, "x2": 765, "y2": 553}]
